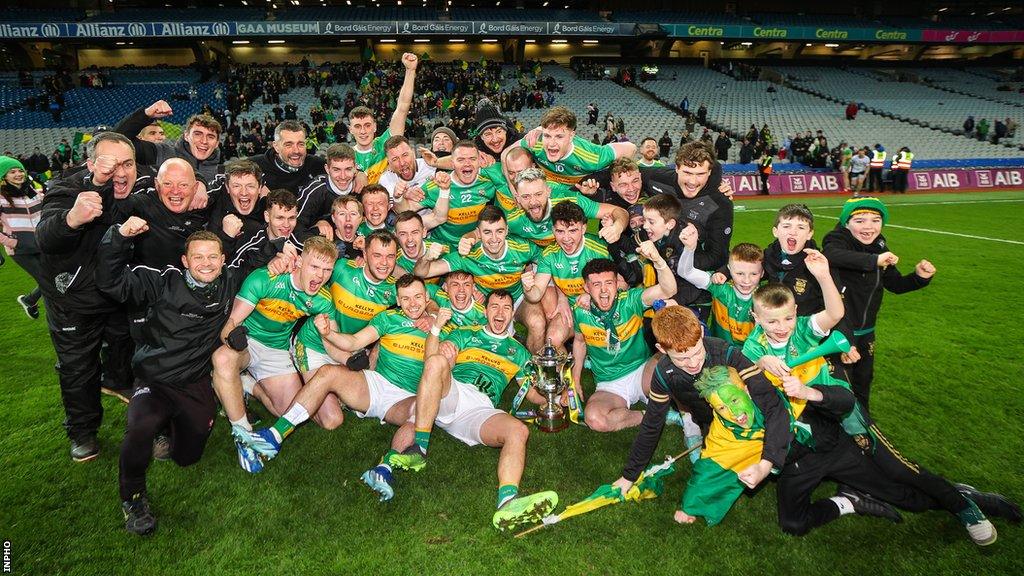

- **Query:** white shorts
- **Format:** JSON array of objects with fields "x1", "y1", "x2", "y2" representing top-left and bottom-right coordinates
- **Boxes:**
[
  {"x1": 245, "y1": 337, "x2": 297, "y2": 383},
  {"x1": 595, "y1": 363, "x2": 648, "y2": 407},
  {"x1": 355, "y1": 370, "x2": 416, "y2": 423},
  {"x1": 294, "y1": 342, "x2": 339, "y2": 375},
  {"x1": 435, "y1": 378, "x2": 503, "y2": 447}
]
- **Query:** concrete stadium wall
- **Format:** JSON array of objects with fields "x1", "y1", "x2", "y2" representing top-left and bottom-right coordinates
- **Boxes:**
[{"x1": 78, "y1": 48, "x2": 196, "y2": 68}]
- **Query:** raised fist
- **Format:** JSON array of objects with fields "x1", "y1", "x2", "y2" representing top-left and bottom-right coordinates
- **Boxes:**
[
  {"x1": 458, "y1": 235, "x2": 477, "y2": 257},
  {"x1": 119, "y1": 216, "x2": 149, "y2": 238},
  {"x1": 66, "y1": 191, "x2": 104, "y2": 229},
  {"x1": 425, "y1": 241, "x2": 445, "y2": 261},
  {"x1": 402, "y1": 53, "x2": 419, "y2": 71},
  {"x1": 145, "y1": 100, "x2": 173, "y2": 119},
  {"x1": 222, "y1": 214, "x2": 244, "y2": 238},
  {"x1": 433, "y1": 171, "x2": 452, "y2": 190}
]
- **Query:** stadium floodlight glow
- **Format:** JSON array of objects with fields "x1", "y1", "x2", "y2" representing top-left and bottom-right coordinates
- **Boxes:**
[
  {"x1": 542, "y1": 1, "x2": 549, "y2": 5},
  {"x1": 938, "y1": 6, "x2": 947, "y2": 11},
  {"x1": 525, "y1": 39, "x2": 536, "y2": 43},
  {"x1": 346, "y1": 0, "x2": 351, "y2": 4},
  {"x1": 449, "y1": 39, "x2": 465, "y2": 43},
  {"x1": 116, "y1": 41, "x2": 126, "y2": 46},
  {"x1": 805, "y1": 43, "x2": 813, "y2": 47},
  {"x1": 552, "y1": 39, "x2": 568, "y2": 44},
  {"x1": 825, "y1": 43, "x2": 839, "y2": 48},
  {"x1": 414, "y1": 38, "x2": 430, "y2": 42},
  {"x1": 483, "y1": 38, "x2": 498, "y2": 42},
  {"x1": 268, "y1": 40, "x2": 286, "y2": 44},
  {"x1": 582, "y1": 40, "x2": 598, "y2": 44},
  {"x1": 741, "y1": 42, "x2": 752, "y2": 46},
  {"x1": 241, "y1": 0, "x2": 247, "y2": 4},
  {"x1": 380, "y1": 39, "x2": 396, "y2": 42},
  {"x1": 232, "y1": 40, "x2": 251, "y2": 44},
  {"x1": 339, "y1": 39, "x2": 356, "y2": 43},
  {"x1": 397, "y1": 0, "x2": 401, "y2": 4}
]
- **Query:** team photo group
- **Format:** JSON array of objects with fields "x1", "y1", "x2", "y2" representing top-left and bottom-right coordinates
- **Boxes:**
[{"x1": 5, "y1": 51, "x2": 1020, "y2": 543}]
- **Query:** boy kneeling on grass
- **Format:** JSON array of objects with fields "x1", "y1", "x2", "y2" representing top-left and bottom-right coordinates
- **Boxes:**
[{"x1": 742, "y1": 252, "x2": 1019, "y2": 544}]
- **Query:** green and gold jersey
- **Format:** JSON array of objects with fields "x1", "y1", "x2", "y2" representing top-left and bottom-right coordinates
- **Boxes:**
[
  {"x1": 479, "y1": 163, "x2": 516, "y2": 215},
  {"x1": 356, "y1": 221, "x2": 391, "y2": 238},
  {"x1": 296, "y1": 259, "x2": 398, "y2": 354},
  {"x1": 573, "y1": 287, "x2": 650, "y2": 382},
  {"x1": 421, "y1": 172, "x2": 497, "y2": 248},
  {"x1": 637, "y1": 159, "x2": 665, "y2": 168},
  {"x1": 354, "y1": 127, "x2": 391, "y2": 185},
  {"x1": 236, "y1": 268, "x2": 335, "y2": 351},
  {"x1": 441, "y1": 237, "x2": 540, "y2": 301},
  {"x1": 396, "y1": 240, "x2": 447, "y2": 283},
  {"x1": 435, "y1": 289, "x2": 487, "y2": 332},
  {"x1": 505, "y1": 184, "x2": 599, "y2": 247},
  {"x1": 369, "y1": 309, "x2": 428, "y2": 392},
  {"x1": 523, "y1": 135, "x2": 616, "y2": 185},
  {"x1": 707, "y1": 283, "x2": 755, "y2": 345},
  {"x1": 446, "y1": 325, "x2": 532, "y2": 406},
  {"x1": 536, "y1": 234, "x2": 609, "y2": 299}
]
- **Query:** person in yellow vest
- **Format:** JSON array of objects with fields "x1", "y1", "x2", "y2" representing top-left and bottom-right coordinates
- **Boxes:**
[
  {"x1": 757, "y1": 151, "x2": 773, "y2": 195},
  {"x1": 890, "y1": 147, "x2": 913, "y2": 194},
  {"x1": 867, "y1": 144, "x2": 886, "y2": 193}
]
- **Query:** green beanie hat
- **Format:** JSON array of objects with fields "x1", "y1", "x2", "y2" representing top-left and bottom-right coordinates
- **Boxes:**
[
  {"x1": 0, "y1": 156, "x2": 25, "y2": 179},
  {"x1": 839, "y1": 196, "x2": 889, "y2": 226}
]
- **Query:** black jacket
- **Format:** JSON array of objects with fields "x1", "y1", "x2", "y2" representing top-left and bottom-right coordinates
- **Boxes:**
[
  {"x1": 249, "y1": 148, "x2": 326, "y2": 196},
  {"x1": 202, "y1": 172, "x2": 267, "y2": 259},
  {"x1": 115, "y1": 106, "x2": 223, "y2": 185},
  {"x1": 295, "y1": 174, "x2": 353, "y2": 241},
  {"x1": 621, "y1": 338, "x2": 792, "y2": 481},
  {"x1": 644, "y1": 165, "x2": 733, "y2": 305},
  {"x1": 36, "y1": 172, "x2": 125, "y2": 312},
  {"x1": 96, "y1": 225, "x2": 269, "y2": 387},
  {"x1": 822, "y1": 226, "x2": 930, "y2": 333},
  {"x1": 784, "y1": 384, "x2": 857, "y2": 463},
  {"x1": 111, "y1": 190, "x2": 210, "y2": 269}
]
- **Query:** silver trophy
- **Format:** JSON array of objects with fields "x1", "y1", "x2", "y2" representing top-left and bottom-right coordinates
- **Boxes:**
[{"x1": 527, "y1": 339, "x2": 574, "y2": 433}]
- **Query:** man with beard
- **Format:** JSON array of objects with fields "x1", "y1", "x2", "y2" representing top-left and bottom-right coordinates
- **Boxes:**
[
  {"x1": 210, "y1": 236, "x2": 339, "y2": 473},
  {"x1": 378, "y1": 136, "x2": 436, "y2": 203},
  {"x1": 414, "y1": 206, "x2": 547, "y2": 352},
  {"x1": 365, "y1": 290, "x2": 558, "y2": 532},
  {"x1": 295, "y1": 143, "x2": 361, "y2": 240},
  {"x1": 206, "y1": 159, "x2": 266, "y2": 257},
  {"x1": 293, "y1": 230, "x2": 401, "y2": 378},
  {"x1": 250, "y1": 120, "x2": 327, "y2": 197},
  {"x1": 243, "y1": 275, "x2": 435, "y2": 479},
  {"x1": 36, "y1": 132, "x2": 139, "y2": 460},
  {"x1": 637, "y1": 137, "x2": 664, "y2": 168},
  {"x1": 115, "y1": 100, "x2": 222, "y2": 191},
  {"x1": 572, "y1": 254, "x2": 676, "y2": 433},
  {"x1": 396, "y1": 140, "x2": 496, "y2": 249},
  {"x1": 473, "y1": 99, "x2": 523, "y2": 165},
  {"x1": 349, "y1": 53, "x2": 419, "y2": 184},
  {"x1": 505, "y1": 167, "x2": 626, "y2": 248}
]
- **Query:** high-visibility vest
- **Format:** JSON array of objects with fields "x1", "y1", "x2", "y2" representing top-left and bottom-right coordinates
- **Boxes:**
[
  {"x1": 896, "y1": 151, "x2": 914, "y2": 170},
  {"x1": 869, "y1": 149, "x2": 886, "y2": 168}
]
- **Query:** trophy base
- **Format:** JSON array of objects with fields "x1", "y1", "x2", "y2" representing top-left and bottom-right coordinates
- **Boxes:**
[{"x1": 535, "y1": 415, "x2": 569, "y2": 433}]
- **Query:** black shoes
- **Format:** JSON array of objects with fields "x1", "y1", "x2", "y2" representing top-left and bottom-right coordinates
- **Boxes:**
[
  {"x1": 122, "y1": 494, "x2": 157, "y2": 536},
  {"x1": 839, "y1": 487, "x2": 903, "y2": 524},
  {"x1": 956, "y1": 483, "x2": 1022, "y2": 523},
  {"x1": 70, "y1": 436, "x2": 99, "y2": 462},
  {"x1": 16, "y1": 295, "x2": 39, "y2": 319}
]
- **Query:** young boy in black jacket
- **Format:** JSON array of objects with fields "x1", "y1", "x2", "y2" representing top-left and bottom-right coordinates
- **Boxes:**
[{"x1": 822, "y1": 197, "x2": 935, "y2": 409}]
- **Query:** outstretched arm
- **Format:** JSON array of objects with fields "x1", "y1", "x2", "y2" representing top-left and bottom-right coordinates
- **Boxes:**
[{"x1": 389, "y1": 53, "x2": 419, "y2": 136}]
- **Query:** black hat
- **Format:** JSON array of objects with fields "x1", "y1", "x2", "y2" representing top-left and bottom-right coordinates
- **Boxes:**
[{"x1": 474, "y1": 98, "x2": 507, "y2": 136}]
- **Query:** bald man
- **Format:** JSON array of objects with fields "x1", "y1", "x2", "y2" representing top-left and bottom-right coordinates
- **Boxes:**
[{"x1": 113, "y1": 157, "x2": 210, "y2": 269}]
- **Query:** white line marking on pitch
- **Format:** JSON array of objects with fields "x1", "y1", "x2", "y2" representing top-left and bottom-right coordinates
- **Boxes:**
[
  {"x1": 736, "y1": 198, "x2": 1024, "y2": 245},
  {"x1": 736, "y1": 198, "x2": 1024, "y2": 213}
]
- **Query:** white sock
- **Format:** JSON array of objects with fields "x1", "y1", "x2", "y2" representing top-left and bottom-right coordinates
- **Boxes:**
[
  {"x1": 283, "y1": 403, "x2": 310, "y2": 427},
  {"x1": 230, "y1": 416, "x2": 252, "y2": 431},
  {"x1": 830, "y1": 496, "x2": 855, "y2": 515},
  {"x1": 682, "y1": 412, "x2": 702, "y2": 438}
]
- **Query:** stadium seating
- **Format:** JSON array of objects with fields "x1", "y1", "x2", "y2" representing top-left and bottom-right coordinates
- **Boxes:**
[
  {"x1": 774, "y1": 66, "x2": 1023, "y2": 148},
  {"x1": 0, "y1": 8, "x2": 85, "y2": 22},
  {"x1": 273, "y1": 7, "x2": 437, "y2": 21},
  {"x1": 641, "y1": 64, "x2": 1022, "y2": 162}
]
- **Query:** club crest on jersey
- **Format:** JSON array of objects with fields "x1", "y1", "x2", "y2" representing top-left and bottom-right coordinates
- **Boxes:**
[{"x1": 793, "y1": 278, "x2": 808, "y2": 295}]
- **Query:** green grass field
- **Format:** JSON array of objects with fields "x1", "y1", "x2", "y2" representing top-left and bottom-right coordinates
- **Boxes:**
[{"x1": 2, "y1": 191, "x2": 1023, "y2": 576}]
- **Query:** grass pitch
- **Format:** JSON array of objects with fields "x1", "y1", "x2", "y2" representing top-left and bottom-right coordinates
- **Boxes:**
[{"x1": 2, "y1": 191, "x2": 1022, "y2": 576}]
